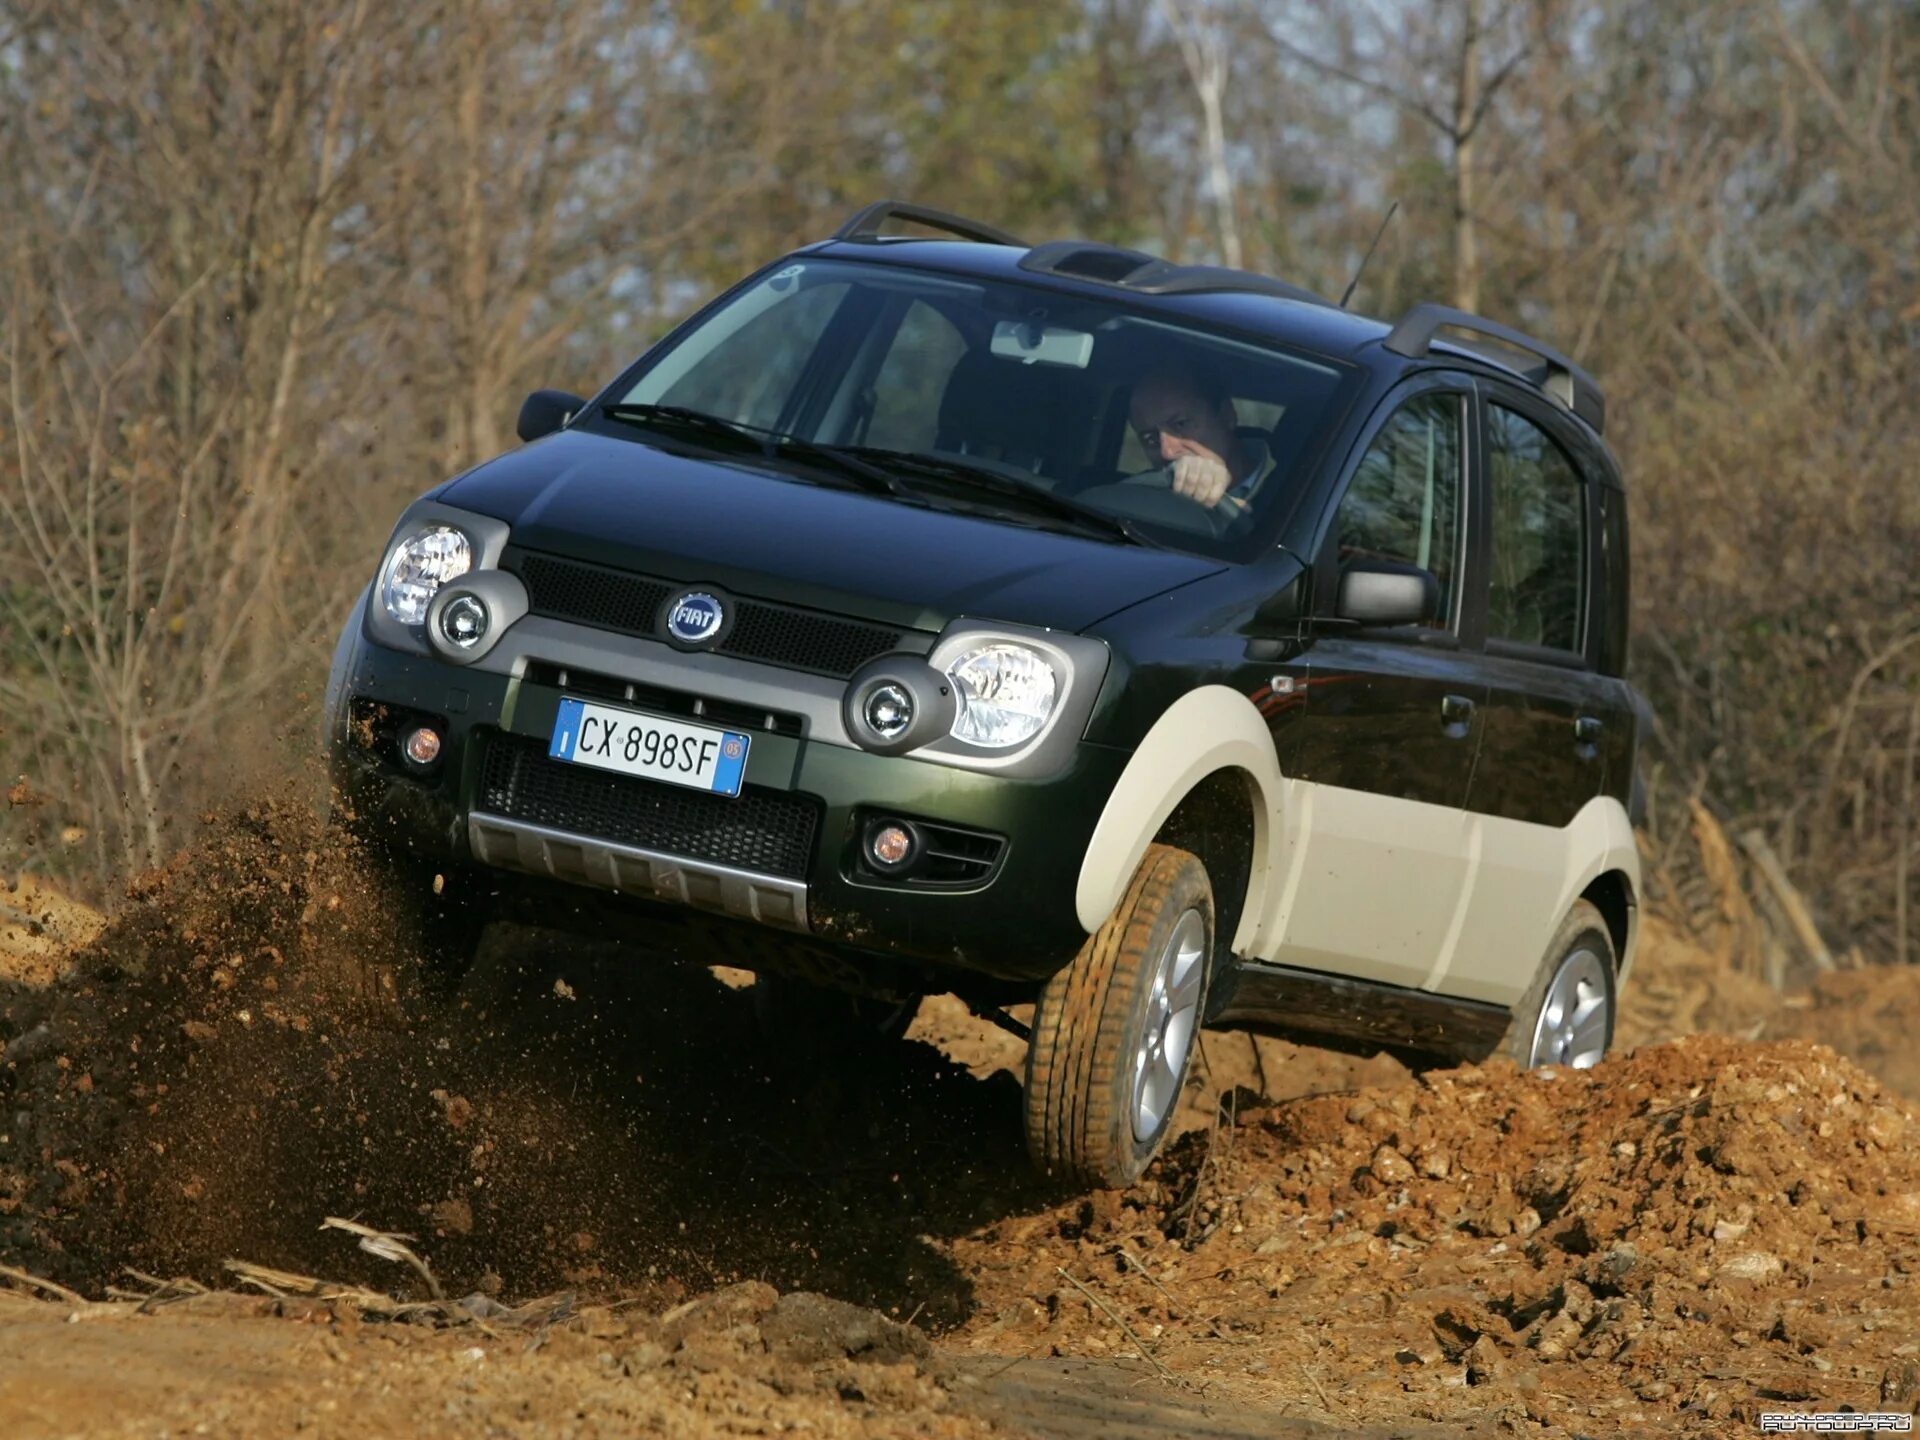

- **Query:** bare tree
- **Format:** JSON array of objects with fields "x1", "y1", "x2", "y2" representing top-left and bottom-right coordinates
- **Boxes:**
[
  {"x1": 1158, "y1": 0, "x2": 1244, "y2": 267},
  {"x1": 1267, "y1": 0, "x2": 1534, "y2": 311}
]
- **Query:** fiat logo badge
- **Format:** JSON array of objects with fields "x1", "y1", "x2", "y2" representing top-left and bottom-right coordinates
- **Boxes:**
[{"x1": 665, "y1": 590, "x2": 726, "y2": 646}]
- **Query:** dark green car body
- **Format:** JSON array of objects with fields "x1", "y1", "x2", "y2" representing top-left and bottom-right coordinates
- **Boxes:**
[{"x1": 327, "y1": 222, "x2": 1644, "y2": 1059}]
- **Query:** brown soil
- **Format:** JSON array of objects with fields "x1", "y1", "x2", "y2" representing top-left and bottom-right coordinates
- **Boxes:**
[{"x1": 3, "y1": 815, "x2": 1918, "y2": 1437}]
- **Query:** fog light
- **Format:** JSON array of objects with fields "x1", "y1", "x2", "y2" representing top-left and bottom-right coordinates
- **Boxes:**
[
  {"x1": 862, "y1": 682, "x2": 913, "y2": 741},
  {"x1": 440, "y1": 593, "x2": 489, "y2": 649},
  {"x1": 402, "y1": 726, "x2": 442, "y2": 767},
  {"x1": 867, "y1": 822, "x2": 915, "y2": 870}
]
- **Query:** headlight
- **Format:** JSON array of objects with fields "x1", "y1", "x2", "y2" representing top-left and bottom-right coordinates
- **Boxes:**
[
  {"x1": 946, "y1": 642, "x2": 1058, "y2": 748},
  {"x1": 381, "y1": 526, "x2": 472, "y2": 626}
]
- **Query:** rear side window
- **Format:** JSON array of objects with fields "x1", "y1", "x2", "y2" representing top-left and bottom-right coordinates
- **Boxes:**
[
  {"x1": 1487, "y1": 405, "x2": 1586, "y2": 653},
  {"x1": 1334, "y1": 393, "x2": 1465, "y2": 627}
]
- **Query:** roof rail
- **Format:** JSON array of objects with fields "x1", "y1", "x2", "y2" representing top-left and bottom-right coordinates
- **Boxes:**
[
  {"x1": 832, "y1": 200, "x2": 1025, "y2": 248},
  {"x1": 1018, "y1": 241, "x2": 1333, "y2": 308},
  {"x1": 1384, "y1": 303, "x2": 1606, "y2": 434}
]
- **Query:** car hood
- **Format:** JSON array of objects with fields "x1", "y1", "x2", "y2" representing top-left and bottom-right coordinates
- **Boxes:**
[{"x1": 440, "y1": 428, "x2": 1225, "y2": 633}]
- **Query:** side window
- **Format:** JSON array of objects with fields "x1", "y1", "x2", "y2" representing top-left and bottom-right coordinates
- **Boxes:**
[
  {"x1": 655, "y1": 281, "x2": 848, "y2": 432},
  {"x1": 1487, "y1": 404, "x2": 1586, "y2": 653},
  {"x1": 1334, "y1": 393, "x2": 1465, "y2": 627},
  {"x1": 863, "y1": 301, "x2": 967, "y2": 452}
]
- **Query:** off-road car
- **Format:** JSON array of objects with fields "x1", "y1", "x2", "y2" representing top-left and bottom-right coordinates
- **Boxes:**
[{"x1": 326, "y1": 201, "x2": 1644, "y2": 1187}]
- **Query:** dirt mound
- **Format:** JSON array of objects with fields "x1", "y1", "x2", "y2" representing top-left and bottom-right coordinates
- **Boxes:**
[
  {"x1": 948, "y1": 1035, "x2": 1920, "y2": 1432},
  {"x1": 1620, "y1": 910, "x2": 1920, "y2": 1098},
  {"x1": 8, "y1": 810, "x2": 1920, "y2": 1435},
  {"x1": 0, "y1": 798, "x2": 1053, "y2": 1317},
  {"x1": 1764, "y1": 966, "x2": 1920, "y2": 1101}
]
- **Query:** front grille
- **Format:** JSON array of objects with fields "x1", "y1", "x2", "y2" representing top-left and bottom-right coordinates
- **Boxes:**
[
  {"x1": 512, "y1": 552, "x2": 673, "y2": 636},
  {"x1": 478, "y1": 733, "x2": 819, "y2": 879},
  {"x1": 522, "y1": 661, "x2": 804, "y2": 738},
  {"x1": 503, "y1": 548, "x2": 911, "y2": 678},
  {"x1": 717, "y1": 605, "x2": 904, "y2": 677}
]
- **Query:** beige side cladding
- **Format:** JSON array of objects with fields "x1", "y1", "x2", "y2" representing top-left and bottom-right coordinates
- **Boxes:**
[{"x1": 1075, "y1": 687, "x2": 1639, "y2": 1009}]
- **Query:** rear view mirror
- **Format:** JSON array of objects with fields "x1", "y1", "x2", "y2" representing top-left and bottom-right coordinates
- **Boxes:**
[
  {"x1": 1336, "y1": 561, "x2": 1439, "y2": 627},
  {"x1": 517, "y1": 388, "x2": 586, "y2": 443},
  {"x1": 989, "y1": 319, "x2": 1094, "y2": 368}
]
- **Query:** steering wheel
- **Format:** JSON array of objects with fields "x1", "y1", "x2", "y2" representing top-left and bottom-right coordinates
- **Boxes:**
[{"x1": 1077, "y1": 474, "x2": 1244, "y2": 540}]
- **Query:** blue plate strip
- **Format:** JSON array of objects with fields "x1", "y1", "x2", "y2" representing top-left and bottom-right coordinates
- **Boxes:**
[
  {"x1": 712, "y1": 731, "x2": 751, "y2": 797},
  {"x1": 549, "y1": 697, "x2": 585, "y2": 760}
]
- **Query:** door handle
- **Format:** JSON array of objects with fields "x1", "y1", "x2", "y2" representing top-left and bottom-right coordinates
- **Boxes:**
[
  {"x1": 1440, "y1": 693, "x2": 1475, "y2": 726},
  {"x1": 1574, "y1": 715, "x2": 1604, "y2": 745}
]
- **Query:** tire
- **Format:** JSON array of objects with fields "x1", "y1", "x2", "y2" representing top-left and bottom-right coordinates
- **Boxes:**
[
  {"x1": 1024, "y1": 843, "x2": 1213, "y2": 1188},
  {"x1": 751, "y1": 973, "x2": 920, "y2": 1052},
  {"x1": 1499, "y1": 898, "x2": 1617, "y2": 1068}
]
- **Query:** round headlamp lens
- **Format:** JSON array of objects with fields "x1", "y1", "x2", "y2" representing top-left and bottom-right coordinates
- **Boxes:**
[
  {"x1": 946, "y1": 643, "x2": 1058, "y2": 749},
  {"x1": 381, "y1": 526, "x2": 472, "y2": 626},
  {"x1": 440, "y1": 593, "x2": 489, "y2": 649},
  {"x1": 862, "y1": 682, "x2": 914, "y2": 741}
]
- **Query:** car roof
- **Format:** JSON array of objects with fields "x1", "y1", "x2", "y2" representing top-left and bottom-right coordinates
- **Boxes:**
[{"x1": 800, "y1": 236, "x2": 1398, "y2": 366}]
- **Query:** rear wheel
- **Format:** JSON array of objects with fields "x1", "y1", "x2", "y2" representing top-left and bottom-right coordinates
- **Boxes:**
[
  {"x1": 1501, "y1": 899, "x2": 1617, "y2": 1068},
  {"x1": 1024, "y1": 843, "x2": 1213, "y2": 1188}
]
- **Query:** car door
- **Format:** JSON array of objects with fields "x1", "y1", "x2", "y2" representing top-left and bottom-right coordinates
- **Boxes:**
[
  {"x1": 1268, "y1": 378, "x2": 1488, "y2": 991},
  {"x1": 1441, "y1": 389, "x2": 1628, "y2": 1002}
]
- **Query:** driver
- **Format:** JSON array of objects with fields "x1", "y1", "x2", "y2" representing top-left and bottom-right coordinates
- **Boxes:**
[{"x1": 1126, "y1": 359, "x2": 1275, "y2": 519}]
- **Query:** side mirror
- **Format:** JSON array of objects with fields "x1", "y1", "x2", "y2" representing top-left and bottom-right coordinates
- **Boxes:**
[
  {"x1": 1336, "y1": 560, "x2": 1440, "y2": 627},
  {"x1": 516, "y1": 388, "x2": 586, "y2": 443}
]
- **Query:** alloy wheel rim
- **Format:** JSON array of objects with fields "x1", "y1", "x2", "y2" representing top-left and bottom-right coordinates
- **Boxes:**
[
  {"x1": 1131, "y1": 907, "x2": 1207, "y2": 1143},
  {"x1": 1527, "y1": 945, "x2": 1610, "y2": 1069}
]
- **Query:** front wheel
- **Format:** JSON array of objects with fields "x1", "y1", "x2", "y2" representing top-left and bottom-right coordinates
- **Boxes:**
[
  {"x1": 1024, "y1": 843, "x2": 1213, "y2": 1188},
  {"x1": 1500, "y1": 898, "x2": 1617, "y2": 1068}
]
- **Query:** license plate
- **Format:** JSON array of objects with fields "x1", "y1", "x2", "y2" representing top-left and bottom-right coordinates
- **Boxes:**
[{"x1": 548, "y1": 698, "x2": 750, "y2": 797}]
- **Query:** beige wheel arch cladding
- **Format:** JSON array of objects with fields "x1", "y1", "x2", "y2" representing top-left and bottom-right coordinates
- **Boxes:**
[{"x1": 1074, "y1": 685, "x2": 1282, "y2": 953}]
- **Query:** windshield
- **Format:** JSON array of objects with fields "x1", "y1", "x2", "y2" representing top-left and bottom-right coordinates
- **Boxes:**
[{"x1": 600, "y1": 258, "x2": 1355, "y2": 559}]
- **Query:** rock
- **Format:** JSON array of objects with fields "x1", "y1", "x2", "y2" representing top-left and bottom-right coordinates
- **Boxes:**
[
  {"x1": 1370, "y1": 1144, "x2": 1415, "y2": 1185},
  {"x1": 1530, "y1": 1310, "x2": 1584, "y2": 1359},
  {"x1": 1465, "y1": 1334, "x2": 1507, "y2": 1385},
  {"x1": 430, "y1": 1196, "x2": 473, "y2": 1236},
  {"x1": 661, "y1": 1280, "x2": 779, "y2": 1346},
  {"x1": 1881, "y1": 1360, "x2": 1919, "y2": 1409},
  {"x1": 621, "y1": 1341, "x2": 668, "y2": 1375},
  {"x1": 1595, "y1": 1243, "x2": 1639, "y2": 1287},
  {"x1": 759, "y1": 1291, "x2": 930, "y2": 1366},
  {"x1": 1717, "y1": 1251, "x2": 1785, "y2": 1283},
  {"x1": 1866, "y1": 1108, "x2": 1906, "y2": 1150},
  {"x1": 1710, "y1": 1219, "x2": 1749, "y2": 1242}
]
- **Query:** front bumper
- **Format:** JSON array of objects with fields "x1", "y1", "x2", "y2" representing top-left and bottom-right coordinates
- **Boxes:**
[{"x1": 327, "y1": 596, "x2": 1124, "y2": 986}]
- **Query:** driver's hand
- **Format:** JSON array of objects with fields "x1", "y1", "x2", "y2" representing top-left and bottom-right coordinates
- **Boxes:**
[{"x1": 1169, "y1": 453, "x2": 1233, "y2": 508}]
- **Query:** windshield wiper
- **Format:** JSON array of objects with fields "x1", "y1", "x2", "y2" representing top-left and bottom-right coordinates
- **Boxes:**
[
  {"x1": 599, "y1": 404, "x2": 913, "y2": 500},
  {"x1": 844, "y1": 448, "x2": 1149, "y2": 546}
]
